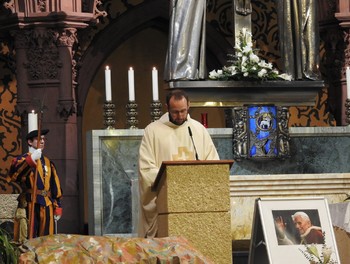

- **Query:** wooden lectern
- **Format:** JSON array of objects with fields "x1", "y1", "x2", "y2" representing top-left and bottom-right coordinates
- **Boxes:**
[{"x1": 152, "y1": 160, "x2": 234, "y2": 264}]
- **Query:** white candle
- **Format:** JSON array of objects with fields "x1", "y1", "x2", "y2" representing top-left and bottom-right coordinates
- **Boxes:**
[
  {"x1": 152, "y1": 67, "x2": 159, "y2": 101},
  {"x1": 346, "y1": 67, "x2": 350, "y2": 99},
  {"x1": 128, "y1": 67, "x2": 135, "y2": 101},
  {"x1": 28, "y1": 110, "x2": 38, "y2": 133},
  {"x1": 105, "y1": 66, "x2": 112, "y2": 101}
]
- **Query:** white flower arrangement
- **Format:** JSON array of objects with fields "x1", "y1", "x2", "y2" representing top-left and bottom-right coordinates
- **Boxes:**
[
  {"x1": 299, "y1": 232, "x2": 338, "y2": 264},
  {"x1": 209, "y1": 28, "x2": 292, "y2": 81}
]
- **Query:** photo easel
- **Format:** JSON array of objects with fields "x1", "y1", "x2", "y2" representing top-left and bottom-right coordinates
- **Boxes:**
[{"x1": 248, "y1": 197, "x2": 341, "y2": 264}]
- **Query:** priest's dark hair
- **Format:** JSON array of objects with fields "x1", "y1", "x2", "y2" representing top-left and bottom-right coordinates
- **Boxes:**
[{"x1": 166, "y1": 89, "x2": 189, "y2": 105}]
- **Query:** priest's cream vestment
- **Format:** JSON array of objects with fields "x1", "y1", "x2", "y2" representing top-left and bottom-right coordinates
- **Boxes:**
[{"x1": 138, "y1": 113, "x2": 219, "y2": 237}]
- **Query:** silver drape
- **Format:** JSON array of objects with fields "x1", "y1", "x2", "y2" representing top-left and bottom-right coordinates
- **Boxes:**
[
  {"x1": 164, "y1": 0, "x2": 206, "y2": 81},
  {"x1": 277, "y1": 0, "x2": 320, "y2": 80}
]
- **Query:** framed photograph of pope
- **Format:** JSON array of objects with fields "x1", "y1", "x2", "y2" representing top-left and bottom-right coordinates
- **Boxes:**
[{"x1": 249, "y1": 197, "x2": 340, "y2": 264}]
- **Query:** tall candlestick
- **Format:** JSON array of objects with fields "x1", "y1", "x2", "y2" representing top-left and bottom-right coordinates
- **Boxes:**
[
  {"x1": 105, "y1": 66, "x2": 112, "y2": 101},
  {"x1": 28, "y1": 110, "x2": 38, "y2": 132},
  {"x1": 128, "y1": 67, "x2": 135, "y2": 101},
  {"x1": 152, "y1": 67, "x2": 159, "y2": 101},
  {"x1": 346, "y1": 67, "x2": 350, "y2": 99}
]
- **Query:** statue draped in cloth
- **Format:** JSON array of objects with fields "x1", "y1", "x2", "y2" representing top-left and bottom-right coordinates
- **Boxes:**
[
  {"x1": 277, "y1": 0, "x2": 320, "y2": 80},
  {"x1": 164, "y1": 0, "x2": 206, "y2": 81}
]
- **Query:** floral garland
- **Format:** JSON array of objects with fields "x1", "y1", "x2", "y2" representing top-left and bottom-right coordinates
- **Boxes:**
[{"x1": 209, "y1": 28, "x2": 292, "y2": 81}]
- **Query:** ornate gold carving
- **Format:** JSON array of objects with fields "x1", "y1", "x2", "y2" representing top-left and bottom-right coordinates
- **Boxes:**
[
  {"x1": 0, "y1": 78, "x2": 21, "y2": 181},
  {"x1": 289, "y1": 87, "x2": 336, "y2": 127}
]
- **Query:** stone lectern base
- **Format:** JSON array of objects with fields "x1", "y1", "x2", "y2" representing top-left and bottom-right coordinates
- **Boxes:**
[
  {"x1": 153, "y1": 160, "x2": 233, "y2": 264},
  {"x1": 158, "y1": 212, "x2": 231, "y2": 264}
]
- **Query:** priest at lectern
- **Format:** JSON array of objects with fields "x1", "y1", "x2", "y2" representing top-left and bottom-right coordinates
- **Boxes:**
[{"x1": 138, "y1": 89, "x2": 219, "y2": 238}]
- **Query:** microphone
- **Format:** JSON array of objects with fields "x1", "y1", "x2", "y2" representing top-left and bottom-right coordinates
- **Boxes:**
[{"x1": 188, "y1": 126, "x2": 199, "y2": 160}]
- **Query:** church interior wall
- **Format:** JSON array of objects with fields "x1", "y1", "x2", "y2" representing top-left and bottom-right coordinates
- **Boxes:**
[{"x1": 0, "y1": 0, "x2": 346, "y2": 240}]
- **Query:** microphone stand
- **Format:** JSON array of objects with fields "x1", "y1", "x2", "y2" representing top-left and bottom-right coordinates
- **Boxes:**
[{"x1": 188, "y1": 126, "x2": 199, "y2": 160}]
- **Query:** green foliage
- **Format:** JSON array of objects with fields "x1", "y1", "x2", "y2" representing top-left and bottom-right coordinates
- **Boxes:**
[{"x1": 0, "y1": 227, "x2": 19, "y2": 264}]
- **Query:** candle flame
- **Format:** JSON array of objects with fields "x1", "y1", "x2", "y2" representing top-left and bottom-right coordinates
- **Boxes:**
[
  {"x1": 129, "y1": 67, "x2": 133, "y2": 70},
  {"x1": 106, "y1": 66, "x2": 109, "y2": 70}
]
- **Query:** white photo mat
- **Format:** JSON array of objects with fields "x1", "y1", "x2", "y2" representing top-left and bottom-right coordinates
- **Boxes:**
[{"x1": 250, "y1": 197, "x2": 340, "y2": 264}]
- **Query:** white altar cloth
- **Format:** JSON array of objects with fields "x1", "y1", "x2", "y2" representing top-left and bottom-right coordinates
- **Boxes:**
[{"x1": 329, "y1": 202, "x2": 350, "y2": 232}]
